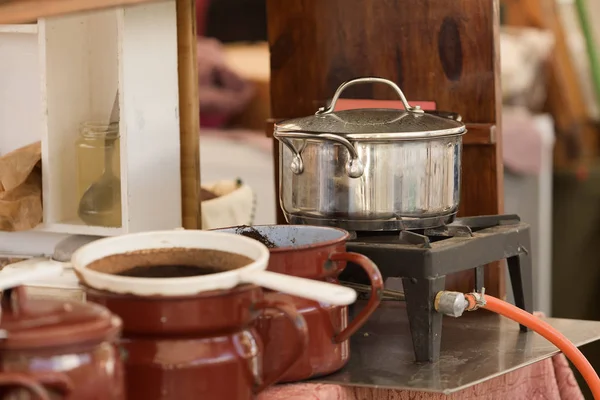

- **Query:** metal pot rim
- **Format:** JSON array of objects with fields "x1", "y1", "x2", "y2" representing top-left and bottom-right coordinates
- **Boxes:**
[{"x1": 274, "y1": 124, "x2": 467, "y2": 141}]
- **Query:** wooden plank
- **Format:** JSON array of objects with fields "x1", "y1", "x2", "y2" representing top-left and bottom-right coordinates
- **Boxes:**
[
  {"x1": 267, "y1": 0, "x2": 505, "y2": 297},
  {"x1": 176, "y1": 0, "x2": 201, "y2": 229},
  {"x1": 464, "y1": 124, "x2": 496, "y2": 145},
  {"x1": 0, "y1": 0, "x2": 159, "y2": 24},
  {"x1": 119, "y1": 2, "x2": 182, "y2": 232},
  {"x1": 268, "y1": 0, "x2": 499, "y2": 123}
]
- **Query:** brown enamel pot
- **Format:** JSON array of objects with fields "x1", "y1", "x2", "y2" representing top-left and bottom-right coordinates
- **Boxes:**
[
  {"x1": 86, "y1": 284, "x2": 308, "y2": 400},
  {"x1": 0, "y1": 286, "x2": 125, "y2": 400},
  {"x1": 215, "y1": 225, "x2": 383, "y2": 382},
  {"x1": 67, "y1": 229, "x2": 363, "y2": 399}
]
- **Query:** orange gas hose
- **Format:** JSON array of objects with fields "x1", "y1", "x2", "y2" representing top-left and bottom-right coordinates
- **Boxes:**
[{"x1": 479, "y1": 294, "x2": 600, "y2": 399}]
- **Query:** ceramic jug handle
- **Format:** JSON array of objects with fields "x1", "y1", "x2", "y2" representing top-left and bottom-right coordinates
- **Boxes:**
[
  {"x1": 329, "y1": 252, "x2": 384, "y2": 343},
  {"x1": 0, "y1": 371, "x2": 73, "y2": 400},
  {"x1": 251, "y1": 300, "x2": 308, "y2": 393}
]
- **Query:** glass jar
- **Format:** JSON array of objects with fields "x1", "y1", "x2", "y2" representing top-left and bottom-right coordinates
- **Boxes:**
[{"x1": 75, "y1": 122, "x2": 122, "y2": 227}]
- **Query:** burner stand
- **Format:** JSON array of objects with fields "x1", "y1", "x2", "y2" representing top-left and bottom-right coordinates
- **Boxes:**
[{"x1": 340, "y1": 214, "x2": 533, "y2": 362}]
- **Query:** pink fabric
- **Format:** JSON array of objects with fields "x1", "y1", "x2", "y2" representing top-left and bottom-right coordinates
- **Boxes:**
[
  {"x1": 259, "y1": 355, "x2": 583, "y2": 400},
  {"x1": 502, "y1": 106, "x2": 545, "y2": 176},
  {"x1": 196, "y1": 38, "x2": 255, "y2": 128}
]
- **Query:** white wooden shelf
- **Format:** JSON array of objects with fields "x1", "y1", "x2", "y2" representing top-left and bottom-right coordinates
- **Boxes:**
[
  {"x1": 0, "y1": 1, "x2": 183, "y2": 237},
  {"x1": 0, "y1": 24, "x2": 37, "y2": 34},
  {"x1": 35, "y1": 220, "x2": 125, "y2": 236},
  {"x1": 0, "y1": 0, "x2": 158, "y2": 25}
]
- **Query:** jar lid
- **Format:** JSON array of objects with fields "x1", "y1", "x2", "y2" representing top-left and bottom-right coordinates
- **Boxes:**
[
  {"x1": 0, "y1": 287, "x2": 120, "y2": 350},
  {"x1": 274, "y1": 77, "x2": 466, "y2": 140}
]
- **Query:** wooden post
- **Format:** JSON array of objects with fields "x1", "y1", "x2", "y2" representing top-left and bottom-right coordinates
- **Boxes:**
[
  {"x1": 267, "y1": 0, "x2": 505, "y2": 297},
  {"x1": 176, "y1": 0, "x2": 202, "y2": 229}
]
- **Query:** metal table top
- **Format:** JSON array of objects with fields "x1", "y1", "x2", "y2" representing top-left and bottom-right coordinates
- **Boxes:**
[{"x1": 314, "y1": 301, "x2": 600, "y2": 394}]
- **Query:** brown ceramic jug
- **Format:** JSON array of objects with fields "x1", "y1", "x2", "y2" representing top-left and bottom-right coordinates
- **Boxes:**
[
  {"x1": 0, "y1": 286, "x2": 125, "y2": 400},
  {"x1": 86, "y1": 284, "x2": 307, "y2": 400},
  {"x1": 215, "y1": 225, "x2": 384, "y2": 382}
]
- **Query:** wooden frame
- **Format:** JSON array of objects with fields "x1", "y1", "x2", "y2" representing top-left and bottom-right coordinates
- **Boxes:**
[
  {"x1": 0, "y1": 0, "x2": 202, "y2": 234},
  {"x1": 0, "y1": 0, "x2": 160, "y2": 24}
]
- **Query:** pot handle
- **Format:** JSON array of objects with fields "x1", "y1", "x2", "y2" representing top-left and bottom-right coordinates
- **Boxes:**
[
  {"x1": 329, "y1": 252, "x2": 384, "y2": 343},
  {"x1": 251, "y1": 300, "x2": 308, "y2": 393},
  {"x1": 240, "y1": 270, "x2": 357, "y2": 306},
  {"x1": 316, "y1": 77, "x2": 424, "y2": 115},
  {"x1": 0, "y1": 371, "x2": 74, "y2": 400},
  {"x1": 274, "y1": 132, "x2": 364, "y2": 178},
  {"x1": 0, "y1": 258, "x2": 64, "y2": 292}
]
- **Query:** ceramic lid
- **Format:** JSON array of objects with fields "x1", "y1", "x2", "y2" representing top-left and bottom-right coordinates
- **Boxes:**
[
  {"x1": 0, "y1": 287, "x2": 120, "y2": 350},
  {"x1": 274, "y1": 77, "x2": 466, "y2": 140}
]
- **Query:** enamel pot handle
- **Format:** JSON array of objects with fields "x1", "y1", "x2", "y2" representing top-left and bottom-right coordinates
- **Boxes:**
[
  {"x1": 239, "y1": 270, "x2": 357, "y2": 306},
  {"x1": 329, "y1": 252, "x2": 383, "y2": 343},
  {"x1": 0, "y1": 258, "x2": 64, "y2": 292},
  {"x1": 0, "y1": 371, "x2": 74, "y2": 400},
  {"x1": 251, "y1": 300, "x2": 308, "y2": 393}
]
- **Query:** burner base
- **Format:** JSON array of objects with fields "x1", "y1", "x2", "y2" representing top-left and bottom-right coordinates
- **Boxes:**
[
  {"x1": 341, "y1": 215, "x2": 534, "y2": 362},
  {"x1": 286, "y1": 212, "x2": 456, "y2": 231}
]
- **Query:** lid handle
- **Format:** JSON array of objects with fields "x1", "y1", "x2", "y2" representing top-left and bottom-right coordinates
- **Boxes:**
[{"x1": 316, "y1": 77, "x2": 425, "y2": 115}]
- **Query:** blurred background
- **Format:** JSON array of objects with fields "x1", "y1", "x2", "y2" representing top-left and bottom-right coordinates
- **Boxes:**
[{"x1": 195, "y1": 1, "x2": 600, "y2": 396}]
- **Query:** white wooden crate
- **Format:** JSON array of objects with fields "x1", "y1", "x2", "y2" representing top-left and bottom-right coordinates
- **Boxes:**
[
  {"x1": 0, "y1": 24, "x2": 40, "y2": 156},
  {"x1": 0, "y1": 1, "x2": 182, "y2": 238}
]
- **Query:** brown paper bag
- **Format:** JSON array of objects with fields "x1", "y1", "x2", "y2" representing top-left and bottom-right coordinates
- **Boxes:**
[{"x1": 0, "y1": 142, "x2": 42, "y2": 231}]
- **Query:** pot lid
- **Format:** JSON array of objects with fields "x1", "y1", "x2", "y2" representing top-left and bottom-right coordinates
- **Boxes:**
[
  {"x1": 275, "y1": 77, "x2": 466, "y2": 140},
  {"x1": 0, "y1": 287, "x2": 120, "y2": 350}
]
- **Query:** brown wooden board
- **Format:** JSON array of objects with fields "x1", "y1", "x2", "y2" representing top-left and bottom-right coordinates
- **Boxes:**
[
  {"x1": 0, "y1": 0, "x2": 159, "y2": 23},
  {"x1": 267, "y1": 0, "x2": 505, "y2": 297}
]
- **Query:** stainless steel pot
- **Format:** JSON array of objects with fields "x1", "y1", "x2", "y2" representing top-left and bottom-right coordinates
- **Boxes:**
[{"x1": 273, "y1": 77, "x2": 467, "y2": 231}]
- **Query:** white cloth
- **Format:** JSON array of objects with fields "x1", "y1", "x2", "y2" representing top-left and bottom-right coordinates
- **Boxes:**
[{"x1": 201, "y1": 180, "x2": 255, "y2": 229}]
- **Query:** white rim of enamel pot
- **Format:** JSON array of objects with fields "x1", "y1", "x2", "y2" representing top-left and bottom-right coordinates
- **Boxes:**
[{"x1": 71, "y1": 230, "x2": 270, "y2": 297}]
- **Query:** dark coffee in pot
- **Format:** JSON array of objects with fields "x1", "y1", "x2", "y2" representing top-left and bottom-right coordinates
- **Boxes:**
[
  {"x1": 86, "y1": 248, "x2": 253, "y2": 277},
  {"x1": 117, "y1": 265, "x2": 222, "y2": 278}
]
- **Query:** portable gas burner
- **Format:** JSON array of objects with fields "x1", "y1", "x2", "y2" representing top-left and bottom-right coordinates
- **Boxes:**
[{"x1": 339, "y1": 214, "x2": 533, "y2": 362}]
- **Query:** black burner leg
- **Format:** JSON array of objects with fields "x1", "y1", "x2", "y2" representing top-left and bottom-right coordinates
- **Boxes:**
[
  {"x1": 474, "y1": 265, "x2": 485, "y2": 292},
  {"x1": 402, "y1": 276, "x2": 446, "y2": 362},
  {"x1": 507, "y1": 247, "x2": 534, "y2": 332}
]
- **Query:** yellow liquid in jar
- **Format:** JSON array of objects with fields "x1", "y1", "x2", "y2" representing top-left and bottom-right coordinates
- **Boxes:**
[{"x1": 76, "y1": 128, "x2": 122, "y2": 227}]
